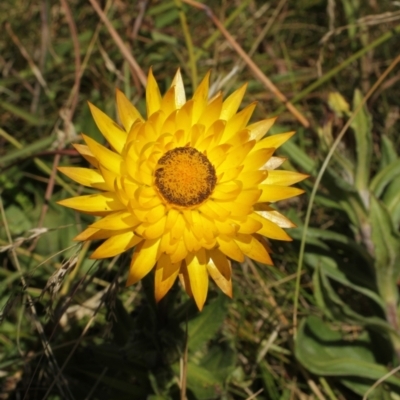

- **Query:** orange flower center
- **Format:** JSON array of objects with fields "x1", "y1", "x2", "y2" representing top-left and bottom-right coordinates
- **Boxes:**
[{"x1": 155, "y1": 147, "x2": 217, "y2": 207}]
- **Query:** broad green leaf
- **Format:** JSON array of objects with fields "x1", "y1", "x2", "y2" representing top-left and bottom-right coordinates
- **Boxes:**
[
  {"x1": 292, "y1": 227, "x2": 374, "y2": 267},
  {"x1": 295, "y1": 316, "x2": 400, "y2": 386},
  {"x1": 172, "y1": 361, "x2": 222, "y2": 400},
  {"x1": 370, "y1": 196, "x2": 400, "y2": 302},
  {"x1": 370, "y1": 159, "x2": 400, "y2": 198},
  {"x1": 313, "y1": 265, "x2": 392, "y2": 332},
  {"x1": 383, "y1": 176, "x2": 400, "y2": 212},
  {"x1": 186, "y1": 362, "x2": 223, "y2": 400},
  {"x1": 340, "y1": 377, "x2": 394, "y2": 398},
  {"x1": 351, "y1": 89, "x2": 373, "y2": 199},
  {"x1": 304, "y1": 252, "x2": 383, "y2": 309},
  {"x1": 379, "y1": 135, "x2": 398, "y2": 170},
  {"x1": 3, "y1": 204, "x2": 31, "y2": 235},
  {"x1": 187, "y1": 293, "x2": 228, "y2": 352},
  {"x1": 199, "y1": 343, "x2": 236, "y2": 381}
]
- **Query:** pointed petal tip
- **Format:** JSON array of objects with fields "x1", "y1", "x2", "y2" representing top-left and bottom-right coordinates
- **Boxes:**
[{"x1": 195, "y1": 298, "x2": 205, "y2": 311}]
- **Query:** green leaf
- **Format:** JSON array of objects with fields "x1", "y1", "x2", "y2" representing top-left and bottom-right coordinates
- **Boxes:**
[
  {"x1": 199, "y1": 343, "x2": 236, "y2": 382},
  {"x1": 379, "y1": 135, "x2": 398, "y2": 170},
  {"x1": 370, "y1": 159, "x2": 400, "y2": 198},
  {"x1": 185, "y1": 362, "x2": 223, "y2": 400},
  {"x1": 351, "y1": 89, "x2": 373, "y2": 199},
  {"x1": 280, "y1": 139, "x2": 316, "y2": 175},
  {"x1": 2, "y1": 204, "x2": 32, "y2": 235},
  {"x1": 187, "y1": 293, "x2": 228, "y2": 352},
  {"x1": 151, "y1": 31, "x2": 178, "y2": 45},
  {"x1": 312, "y1": 265, "x2": 392, "y2": 332},
  {"x1": 370, "y1": 196, "x2": 400, "y2": 302},
  {"x1": 304, "y1": 252, "x2": 382, "y2": 308},
  {"x1": 259, "y1": 361, "x2": 280, "y2": 400},
  {"x1": 383, "y1": 176, "x2": 400, "y2": 212},
  {"x1": 295, "y1": 316, "x2": 400, "y2": 386},
  {"x1": 340, "y1": 377, "x2": 394, "y2": 398}
]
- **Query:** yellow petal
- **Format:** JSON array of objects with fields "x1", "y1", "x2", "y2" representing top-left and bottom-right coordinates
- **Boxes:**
[
  {"x1": 237, "y1": 216, "x2": 262, "y2": 234},
  {"x1": 154, "y1": 253, "x2": 181, "y2": 302},
  {"x1": 218, "y1": 141, "x2": 255, "y2": 170},
  {"x1": 191, "y1": 210, "x2": 205, "y2": 240},
  {"x1": 216, "y1": 235, "x2": 244, "y2": 262},
  {"x1": 90, "y1": 211, "x2": 138, "y2": 230},
  {"x1": 88, "y1": 102, "x2": 127, "y2": 154},
  {"x1": 259, "y1": 185, "x2": 305, "y2": 202},
  {"x1": 262, "y1": 156, "x2": 286, "y2": 170},
  {"x1": 171, "y1": 213, "x2": 186, "y2": 240},
  {"x1": 160, "y1": 231, "x2": 175, "y2": 254},
  {"x1": 197, "y1": 213, "x2": 218, "y2": 243},
  {"x1": 235, "y1": 234, "x2": 273, "y2": 265},
  {"x1": 74, "y1": 227, "x2": 130, "y2": 241},
  {"x1": 185, "y1": 250, "x2": 209, "y2": 310},
  {"x1": 126, "y1": 238, "x2": 161, "y2": 286},
  {"x1": 206, "y1": 141, "x2": 229, "y2": 167},
  {"x1": 199, "y1": 93, "x2": 222, "y2": 129},
  {"x1": 192, "y1": 70, "x2": 210, "y2": 123},
  {"x1": 58, "y1": 167, "x2": 109, "y2": 190},
  {"x1": 214, "y1": 219, "x2": 238, "y2": 236},
  {"x1": 165, "y1": 208, "x2": 180, "y2": 231},
  {"x1": 218, "y1": 166, "x2": 243, "y2": 183},
  {"x1": 255, "y1": 205, "x2": 296, "y2": 228},
  {"x1": 251, "y1": 212, "x2": 292, "y2": 240},
  {"x1": 146, "y1": 68, "x2": 162, "y2": 118},
  {"x1": 183, "y1": 229, "x2": 200, "y2": 252},
  {"x1": 263, "y1": 170, "x2": 308, "y2": 186},
  {"x1": 171, "y1": 69, "x2": 186, "y2": 109},
  {"x1": 116, "y1": 89, "x2": 144, "y2": 132},
  {"x1": 207, "y1": 251, "x2": 232, "y2": 298},
  {"x1": 253, "y1": 131, "x2": 295, "y2": 152},
  {"x1": 243, "y1": 148, "x2": 275, "y2": 171},
  {"x1": 160, "y1": 86, "x2": 178, "y2": 118},
  {"x1": 143, "y1": 214, "x2": 167, "y2": 239},
  {"x1": 176, "y1": 101, "x2": 194, "y2": 133},
  {"x1": 199, "y1": 200, "x2": 231, "y2": 221},
  {"x1": 82, "y1": 134, "x2": 123, "y2": 176},
  {"x1": 220, "y1": 83, "x2": 247, "y2": 121},
  {"x1": 222, "y1": 102, "x2": 256, "y2": 142},
  {"x1": 238, "y1": 170, "x2": 267, "y2": 189},
  {"x1": 57, "y1": 192, "x2": 125, "y2": 213},
  {"x1": 179, "y1": 262, "x2": 193, "y2": 298},
  {"x1": 90, "y1": 231, "x2": 142, "y2": 259},
  {"x1": 98, "y1": 164, "x2": 117, "y2": 189},
  {"x1": 72, "y1": 144, "x2": 99, "y2": 168},
  {"x1": 170, "y1": 239, "x2": 188, "y2": 263},
  {"x1": 247, "y1": 117, "x2": 277, "y2": 141},
  {"x1": 212, "y1": 182, "x2": 241, "y2": 201},
  {"x1": 208, "y1": 249, "x2": 231, "y2": 280}
]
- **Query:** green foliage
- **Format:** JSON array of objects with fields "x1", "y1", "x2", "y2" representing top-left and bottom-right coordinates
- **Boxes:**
[{"x1": 1, "y1": 0, "x2": 400, "y2": 399}]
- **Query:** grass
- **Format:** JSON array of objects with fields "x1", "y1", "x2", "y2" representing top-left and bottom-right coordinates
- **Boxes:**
[{"x1": 1, "y1": 0, "x2": 400, "y2": 399}]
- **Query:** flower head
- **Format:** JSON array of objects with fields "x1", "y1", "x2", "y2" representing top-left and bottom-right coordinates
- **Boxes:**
[{"x1": 58, "y1": 69, "x2": 306, "y2": 310}]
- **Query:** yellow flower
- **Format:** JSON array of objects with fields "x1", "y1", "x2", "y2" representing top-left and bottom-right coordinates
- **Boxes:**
[{"x1": 58, "y1": 69, "x2": 306, "y2": 310}]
